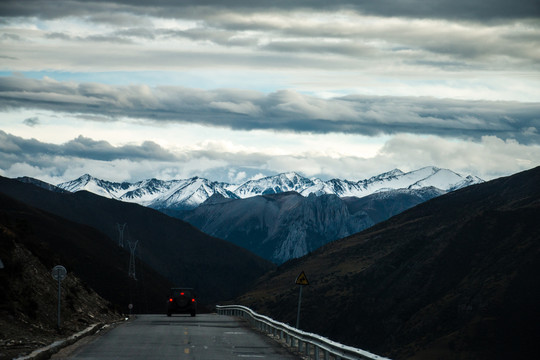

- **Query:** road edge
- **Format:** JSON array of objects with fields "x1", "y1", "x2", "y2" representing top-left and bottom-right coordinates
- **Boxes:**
[{"x1": 13, "y1": 318, "x2": 130, "y2": 360}]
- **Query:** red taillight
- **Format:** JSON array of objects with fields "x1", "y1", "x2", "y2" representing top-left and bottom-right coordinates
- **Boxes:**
[
  {"x1": 169, "y1": 298, "x2": 173, "y2": 302},
  {"x1": 180, "y1": 292, "x2": 184, "y2": 296},
  {"x1": 191, "y1": 298, "x2": 195, "y2": 302}
]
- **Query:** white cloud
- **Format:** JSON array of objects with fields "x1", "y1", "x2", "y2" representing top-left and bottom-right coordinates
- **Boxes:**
[
  {"x1": 378, "y1": 134, "x2": 540, "y2": 179},
  {"x1": 1, "y1": 128, "x2": 538, "y2": 184},
  {"x1": 1, "y1": 5, "x2": 539, "y2": 102}
]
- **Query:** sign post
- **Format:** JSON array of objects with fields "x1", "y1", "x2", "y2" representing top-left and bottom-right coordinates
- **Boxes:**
[
  {"x1": 51, "y1": 265, "x2": 67, "y2": 330},
  {"x1": 295, "y1": 271, "x2": 309, "y2": 329}
]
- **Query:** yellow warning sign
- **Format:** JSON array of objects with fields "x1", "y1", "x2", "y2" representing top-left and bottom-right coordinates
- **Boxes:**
[{"x1": 295, "y1": 271, "x2": 309, "y2": 286}]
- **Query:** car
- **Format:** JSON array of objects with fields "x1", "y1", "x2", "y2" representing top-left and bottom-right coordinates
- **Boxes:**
[{"x1": 167, "y1": 288, "x2": 197, "y2": 317}]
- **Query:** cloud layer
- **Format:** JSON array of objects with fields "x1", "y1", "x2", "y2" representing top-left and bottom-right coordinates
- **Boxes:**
[
  {"x1": 2, "y1": 130, "x2": 539, "y2": 185},
  {"x1": 1, "y1": 0, "x2": 539, "y2": 21},
  {"x1": 1, "y1": 76, "x2": 539, "y2": 143}
]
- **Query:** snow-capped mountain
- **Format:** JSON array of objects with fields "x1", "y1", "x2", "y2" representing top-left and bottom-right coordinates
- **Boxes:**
[
  {"x1": 58, "y1": 175, "x2": 238, "y2": 209},
  {"x1": 52, "y1": 166, "x2": 483, "y2": 264},
  {"x1": 232, "y1": 172, "x2": 316, "y2": 198},
  {"x1": 56, "y1": 166, "x2": 483, "y2": 210}
]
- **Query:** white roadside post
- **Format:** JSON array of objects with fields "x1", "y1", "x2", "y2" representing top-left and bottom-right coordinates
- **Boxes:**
[
  {"x1": 295, "y1": 271, "x2": 309, "y2": 329},
  {"x1": 51, "y1": 265, "x2": 67, "y2": 330}
]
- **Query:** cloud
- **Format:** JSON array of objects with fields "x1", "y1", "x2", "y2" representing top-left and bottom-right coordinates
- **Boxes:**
[
  {"x1": 1, "y1": 129, "x2": 539, "y2": 184},
  {"x1": 0, "y1": 131, "x2": 177, "y2": 168},
  {"x1": 2, "y1": 8, "x2": 538, "y2": 84},
  {"x1": 1, "y1": 76, "x2": 539, "y2": 143},
  {"x1": 0, "y1": 1, "x2": 538, "y2": 22},
  {"x1": 23, "y1": 116, "x2": 40, "y2": 127},
  {"x1": 378, "y1": 134, "x2": 540, "y2": 179}
]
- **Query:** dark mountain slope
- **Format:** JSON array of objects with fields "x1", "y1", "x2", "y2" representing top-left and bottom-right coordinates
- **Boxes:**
[
  {"x1": 177, "y1": 187, "x2": 443, "y2": 264},
  {"x1": 0, "y1": 226, "x2": 121, "y2": 360},
  {"x1": 236, "y1": 166, "x2": 540, "y2": 359},
  {"x1": 0, "y1": 176, "x2": 274, "y2": 305},
  {"x1": 0, "y1": 192, "x2": 172, "y2": 314}
]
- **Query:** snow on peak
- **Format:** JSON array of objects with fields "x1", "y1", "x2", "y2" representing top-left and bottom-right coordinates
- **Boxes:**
[
  {"x1": 234, "y1": 172, "x2": 315, "y2": 198},
  {"x1": 56, "y1": 167, "x2": 483, "y2": 210}
]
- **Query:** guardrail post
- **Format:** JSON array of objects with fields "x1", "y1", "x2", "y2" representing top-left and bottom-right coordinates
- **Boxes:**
[
  {"x1": 323, "y1": 349, "x2": 329, "y2": 360},
  {"x1": 314, "y1": 346, "x2": 319, "y2": 359}
]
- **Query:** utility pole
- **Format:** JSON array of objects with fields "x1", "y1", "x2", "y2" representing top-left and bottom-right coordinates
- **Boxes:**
[
  {"x1": 128, "y1": 239, "x2": 138, "y2": 280},
  {"x1": 51, "y1": 265, "x2": 67, "y2": 330},
  {"x1": 117, "y1": 223, "x2": 126, "y2": 248}
]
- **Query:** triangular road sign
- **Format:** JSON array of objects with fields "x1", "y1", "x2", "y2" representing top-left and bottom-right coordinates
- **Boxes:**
[{"x1": 295, "y1": 271, "x2": 309, "y2": 286}]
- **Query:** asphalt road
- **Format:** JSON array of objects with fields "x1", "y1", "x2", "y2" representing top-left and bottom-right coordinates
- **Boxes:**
[{"x1": 52, "y1": 314, "x2": 301, "y2": 360}]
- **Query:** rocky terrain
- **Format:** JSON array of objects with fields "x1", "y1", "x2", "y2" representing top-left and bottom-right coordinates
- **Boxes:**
[
  {"x1": 178, "y1": 187, "x2": 443, "y2": 263},
  {"x1": 0, "y1": 228, "x2": 120, "y2": 360}
]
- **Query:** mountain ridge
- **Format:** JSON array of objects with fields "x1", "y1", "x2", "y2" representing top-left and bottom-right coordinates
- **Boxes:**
[
  {"x1": 27, "y1": 166, "x2": 484, "y2": 264},
  {"x1": 178, "y1": 187, "x2": 445, "y2": 263},
  {"x1": 55, "y1": 166, "x2": 483, "y2": 210}
]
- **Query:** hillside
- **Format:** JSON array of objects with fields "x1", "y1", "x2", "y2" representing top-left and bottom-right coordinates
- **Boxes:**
[
  {"x1": 235, "y1": 166, "x2": 540, "y2": 359},
  {"x1": 0, "y1": 176, "x2": 275, "y2": 305},
  {"x1": 177, "y1": 187, "x2": 443, "y2": 263},
  {"x1": 0, "y1": 192, "x2": 173, "y2": 314},
  {"x1": 0, "y1": 201, "x2": 122, "y2": 359}
]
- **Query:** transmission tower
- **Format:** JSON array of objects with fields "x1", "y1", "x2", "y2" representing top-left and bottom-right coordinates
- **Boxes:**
[
  {"x1": 116, "y1": 223, "x2": 126, "y2": 248},
  {"x1": 128, "y1": 239, "x2": 138, "y2": 280}
]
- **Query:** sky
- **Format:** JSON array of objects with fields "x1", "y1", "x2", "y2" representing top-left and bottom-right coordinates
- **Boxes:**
[{"x1": 1, "y1": 0, "x2": 539, "y2": 185}]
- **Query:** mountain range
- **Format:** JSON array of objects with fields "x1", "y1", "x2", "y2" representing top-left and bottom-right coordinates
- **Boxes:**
[
  {"x1": 54, "y1": 166, "x2": 483, "y2": 263},
  {"x1": 55, "y1": 166, "x2": 483, "y2": 210}
]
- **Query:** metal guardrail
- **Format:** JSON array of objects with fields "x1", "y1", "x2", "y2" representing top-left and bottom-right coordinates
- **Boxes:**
[{"x1": 216, "y1": 305, "x2": 391, "y2": 360}]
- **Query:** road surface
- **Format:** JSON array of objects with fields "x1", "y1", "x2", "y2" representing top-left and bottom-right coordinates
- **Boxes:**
[{"x1": 52, "y1": 314, "x2": 301, "y2": 359}]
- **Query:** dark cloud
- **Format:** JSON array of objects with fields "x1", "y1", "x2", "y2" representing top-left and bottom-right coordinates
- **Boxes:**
[
  {"x1": 46, "y1": 32, "x2": 134, "y2": 44},
  {"x1": 262, "y1": 41, "x2": 377, "y2": 57},
  {"x1": 1, "y1": 76, "x2": 539, "y2": 144},
  {"x1": 1, "y1": 33, "x2": 24, "y2": 41},
  {"x1": 0, "y1": 130, "x2": 177, "y2": 168},
  {"x1": 0, "y1": 0, "x2": 538, "y2": 22},
  {"x1": 62, "y1": 136, "x2": 177, "y2": 161},
  {"x1": 23, "y1": 116, "x2": 40, "y2": 127}
]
